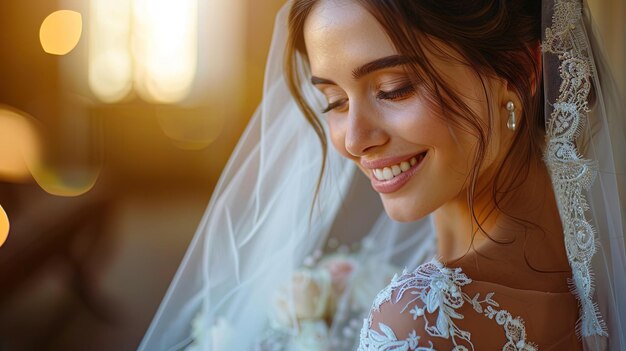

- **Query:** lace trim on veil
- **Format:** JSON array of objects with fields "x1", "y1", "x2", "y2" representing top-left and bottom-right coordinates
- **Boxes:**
[{"x1": 542, "y1": 0, "x2": 607, "y2": 337}]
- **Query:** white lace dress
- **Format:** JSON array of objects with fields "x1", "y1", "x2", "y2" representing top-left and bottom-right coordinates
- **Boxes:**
[{"x1": 357, "y1": 259, "x2": 580, "y2": 351}]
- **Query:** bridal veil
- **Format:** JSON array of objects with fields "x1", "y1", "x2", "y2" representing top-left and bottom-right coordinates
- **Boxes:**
[{"x1": 139, "y1": 0, "x2": 626, "y2": 350}]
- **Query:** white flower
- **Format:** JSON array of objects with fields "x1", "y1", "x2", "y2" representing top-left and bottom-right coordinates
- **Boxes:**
[
  {"x1": 273, "y1": 268, "x2": 331, "y2": 327},
  {"x1": 188, "y1": 312, "x2": 208, "y2": 348},
  {"x1": 319, "y1": 254, "x2": 357, "y2": 315},
  {"x1": 186, "y1": 316, "x2": 233, "y2": 351},
  {"x1": 210, "y1": 318, "x2": 234, "y2": 349},
  {"x1": 287, "y1": 320, "x2": 329, "y2": 351},
  {"x1": 320, "y1": 254, "x2": 357, "y2": 294}
]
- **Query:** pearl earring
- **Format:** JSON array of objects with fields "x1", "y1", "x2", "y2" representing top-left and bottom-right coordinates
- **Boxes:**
[{"x1": 506, "y1": 101, "x2": 516, "y2": 131}]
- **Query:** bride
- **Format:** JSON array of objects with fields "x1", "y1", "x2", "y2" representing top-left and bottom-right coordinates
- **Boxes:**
[{"x1": 140, "y1": 0, "x2": 626, "y2": 350}]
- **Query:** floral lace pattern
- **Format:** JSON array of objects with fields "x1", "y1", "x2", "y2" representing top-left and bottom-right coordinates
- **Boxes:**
[
  {"x1": 358, "y1": 259, "x2": 537, "y2": 351},
  {"x1": 542, "y1": 0, "x2": 607, "y2": 337}
]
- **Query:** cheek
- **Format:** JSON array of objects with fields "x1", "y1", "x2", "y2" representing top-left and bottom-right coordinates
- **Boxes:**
[
  {"x1": 397, "y1": 100, "x2": 479, "y2": 178},
  {"x1": 395, "y1": 99, "x2": 461, "y2": 152}
]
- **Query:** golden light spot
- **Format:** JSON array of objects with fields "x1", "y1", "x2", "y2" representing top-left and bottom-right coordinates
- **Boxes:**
[
  {"x1": 40, "y1": 10, "x2": 83, "y2": 55},
  {"x1": 89, "y1": 0, "x2": 133, "y2": 103},
  {"x1": 0, "y1": 106, "x2": 98, "y2": 197},
  {"x1": 133, "y1": 0, "x2": 198, "y2": 103},
  {"x1": 0, "y1": 106, "x2": 39, "y2": 249},
  {"x1": 0, "y1": 205, "x2": 8, "y2": 247},
  {"x1": 0, "y1": 107, "x2": 41, "y2": 182}
]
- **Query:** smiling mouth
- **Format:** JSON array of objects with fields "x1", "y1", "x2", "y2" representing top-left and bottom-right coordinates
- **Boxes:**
[
  {"x1": 367, "y1": 151, "x2": 428, "y2": 194},
  {"x1": 372, "y1": 151, "x2": 427, "y2": 181}
]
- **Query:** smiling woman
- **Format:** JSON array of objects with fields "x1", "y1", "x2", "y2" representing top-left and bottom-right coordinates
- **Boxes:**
[
  {"x1": 292, "y1": 1, "x2": 545, "y2": 227},
  {"x1": 140, "y1": 1, "x2": 626, "y2": 350},
  {"x1": 288, "y1": 1, "x2": 578, "y2": 349}
]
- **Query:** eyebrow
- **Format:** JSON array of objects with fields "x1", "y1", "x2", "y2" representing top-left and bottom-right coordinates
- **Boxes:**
[{"x1": 310, "y1": 55, "x2": 415, "y2": 85}]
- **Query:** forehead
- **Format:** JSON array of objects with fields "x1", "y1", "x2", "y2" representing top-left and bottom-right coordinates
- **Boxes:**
[{"x1": 303, "y1": 0, "x2": 397, "y2": 78}]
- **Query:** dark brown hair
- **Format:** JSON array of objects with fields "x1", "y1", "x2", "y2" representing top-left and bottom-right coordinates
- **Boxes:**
[{"x1": 285, "y1": 0, "x2": 545, "y2": 251}]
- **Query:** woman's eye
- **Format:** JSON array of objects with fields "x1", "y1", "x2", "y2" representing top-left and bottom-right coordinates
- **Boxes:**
[
  {"x1": 320, "y1": 83, "x2": 415, "y2": 113},
  {"x1": 322, "y1": 98, "x2": 348, "y2": 113},
  {"x1": 377, "y1": 85, "x2": 416, "y2": 101}
]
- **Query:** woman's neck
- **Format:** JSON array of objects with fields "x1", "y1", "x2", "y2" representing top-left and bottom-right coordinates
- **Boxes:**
[{"x1": 431, "y1": 155, "x2": 571, "y2": 287}]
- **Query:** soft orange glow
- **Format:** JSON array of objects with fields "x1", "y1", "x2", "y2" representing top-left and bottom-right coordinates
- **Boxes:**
[
  {"x1": 40, "y1": 10, "x2": 83, "y2": 55},
  {"x1": 196, "y1": 0, "x2": 245, "y2": 101},
  {"x1": 133, "y1": 0, "x2": 198, "y2": 103},
  {"x1": 0, "y1": 205, "x2": 8, "y2": 247},
  {"x1": 89, "y1": 0, "x2": 198, "y2": 104},
  {"x1": 156, "y1": 106, "x2": 224, "y2": 150},
  {"x1": 0, "y1": 106, "x2": 98, "y2": 197},
  {"x1": 87, "y1": 0, "x2": 248, "y2": 106},
  {"x1": 0, "y1": 106, "x2": 42, "y2": 248},
  {"x1": 0, "y1": 107, "x2": 41, "y2": 182},
  {"x1": 89, "y1": 0, "x2": 133, "y2": 103}
]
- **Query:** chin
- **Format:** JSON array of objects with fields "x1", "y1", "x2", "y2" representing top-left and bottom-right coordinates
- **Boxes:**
[{"x1": 381, "y1": 198, "x2": 430, "y2": 222}]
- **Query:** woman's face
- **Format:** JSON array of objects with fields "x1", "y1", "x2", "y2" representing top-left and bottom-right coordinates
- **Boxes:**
[{"x1": 304, "y1": 0, "x2": 511, "y2": 221}]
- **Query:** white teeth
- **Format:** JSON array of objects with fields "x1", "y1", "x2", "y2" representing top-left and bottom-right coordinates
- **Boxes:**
[
  {"x1": 382, "y1": 167, "x2": 393, "y2": 180},
  {"x1": 391, "y1": 165, "x2": 401, "y2": 176},
  {"x1": 374, "y1": 169, "x2": 383, "y2": 179},
  {"x1": 372, "y1": 155, "x2": 424, "y2": 181}
]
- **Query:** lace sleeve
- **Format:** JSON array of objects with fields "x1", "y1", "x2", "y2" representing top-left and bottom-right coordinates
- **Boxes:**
[
  {"x1": 359, "y1": 282, "x2": 453, "y2": 351},
  {"x1": 357, "y1": 259, "x2": 539, "y2": 351}
]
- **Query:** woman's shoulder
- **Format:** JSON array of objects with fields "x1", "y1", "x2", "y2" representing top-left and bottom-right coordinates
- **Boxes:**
[{"x1": 357, "y1": 258, "x2": 581, "y2": 351}]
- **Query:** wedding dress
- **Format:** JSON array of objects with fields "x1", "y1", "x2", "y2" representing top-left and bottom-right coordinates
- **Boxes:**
[
  {"x1": 358, "y1": 258, "x2": 580, "y2": 351},
  {"x1": 139, "y1": 0, "x2": 626, "y2": 350}
]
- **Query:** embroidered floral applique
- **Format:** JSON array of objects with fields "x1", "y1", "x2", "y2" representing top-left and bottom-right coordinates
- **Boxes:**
[{"x1": 357, "y1": 259, "x2": 537, "y2": 351}]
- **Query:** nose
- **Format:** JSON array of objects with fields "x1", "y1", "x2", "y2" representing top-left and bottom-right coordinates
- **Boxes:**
[{"x1": 344, "y1": 103, "x2": 388, "y2": 157}]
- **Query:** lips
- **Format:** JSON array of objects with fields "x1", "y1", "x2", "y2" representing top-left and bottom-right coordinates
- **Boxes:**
[
  {"x1": 366, "y1": 151, "x2": 428, "y2": 194},
  {"x1": 372, "y1": 155, "x2": 419, "y2": 181}
]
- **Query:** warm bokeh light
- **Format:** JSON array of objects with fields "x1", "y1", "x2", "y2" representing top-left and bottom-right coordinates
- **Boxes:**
[
  {"x1": 0, "y1": 107, "x2": 41, "y2": 182},
  {"x1": 0, "y1": 106, "x2": 42, "y2": 248},
  {"x1": 0, "y1": 106, "x2": 98, "y2": 197},
  {"x1": 30, "y1": 165, "x2": 99, "y2": 197},
  {"x1": 39, "y1": 10, "x2": 83, "y2": 56},
  {"x1": 133, "y1": 0, "x2": 198, "y2": 103},
  {"x1": 156, "y1": 106, "x2": 224, "y2": 150},
  {"x1": 196, "y1": 0, "x2": 245, "y2": 101},
  {"x1": 0, "y1": 205, "x2": 8, "y2": 247},
  {"x1": 89, "y1": 0, "x2": 133, "y2": 103}
]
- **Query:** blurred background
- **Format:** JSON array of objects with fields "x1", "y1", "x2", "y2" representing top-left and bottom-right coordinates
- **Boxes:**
[{"x1": 0, "y1": 1, "x2": 623, "y2": 350}]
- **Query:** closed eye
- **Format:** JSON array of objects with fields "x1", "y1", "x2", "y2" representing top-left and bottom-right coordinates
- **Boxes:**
[
  {"x1": 376, "y1": 85, "x2": 416, "y2": 100},
  {"x1": 320, "y1": 82, "x2": 416, "y2": 113},
  {"x1": 321, "y1": 85, "x2": 415, "y2": 113},
  {"x1": 321, "y1": 98, "x2": 348, "y2": 113}
]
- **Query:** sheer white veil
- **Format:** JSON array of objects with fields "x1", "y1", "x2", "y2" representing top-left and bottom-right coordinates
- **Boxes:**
[
  {"x1": 542, "y1": 1, "x2": 626, "y2": 349},
  {"x1": 139, "y1": 3, "x2": 435, "y2": 350},
  {"x1": 139, "y1": 0, "x2": 625, "y2": 350}
]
